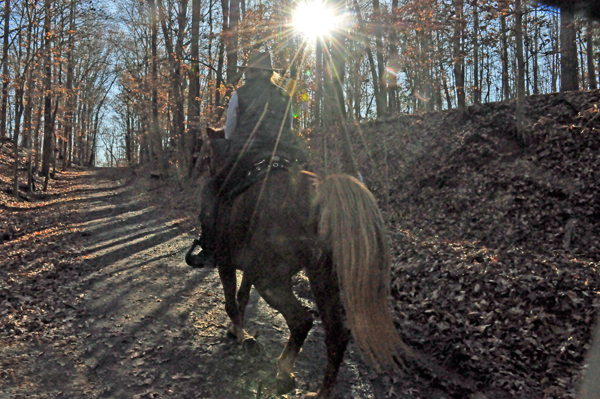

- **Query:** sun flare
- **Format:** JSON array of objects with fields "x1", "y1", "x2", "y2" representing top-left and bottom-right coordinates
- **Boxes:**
[{"x1": 292, "y1": 0, "x2": 338, "y2": 40}]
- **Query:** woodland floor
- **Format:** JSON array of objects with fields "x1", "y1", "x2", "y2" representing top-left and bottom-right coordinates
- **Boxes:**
[
  {"x1": 1, "y1": 90, "x2": 600, "y2": 399},
  {"x1": 0, "y1": 167, "x2": 397, "y2": 399}
]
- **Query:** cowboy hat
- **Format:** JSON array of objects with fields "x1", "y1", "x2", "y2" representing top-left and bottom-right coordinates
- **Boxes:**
[{"x1": 239, "y1": 50, "x2": 282, "y2": 71}]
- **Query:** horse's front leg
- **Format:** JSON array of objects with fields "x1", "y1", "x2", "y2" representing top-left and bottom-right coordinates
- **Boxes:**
[{"x1": 218, "y1": 265, "x2": 248, "y2": 343}]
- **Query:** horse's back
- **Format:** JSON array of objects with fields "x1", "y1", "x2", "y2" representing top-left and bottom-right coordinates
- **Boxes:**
[{"x1": 224, "y1": 168, "x2": 317, "y2": 275}]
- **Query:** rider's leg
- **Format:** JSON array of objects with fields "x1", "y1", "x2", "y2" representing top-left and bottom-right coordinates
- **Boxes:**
[{"x1": 191, "y1": 177, "x2": 219, "y2": 266}]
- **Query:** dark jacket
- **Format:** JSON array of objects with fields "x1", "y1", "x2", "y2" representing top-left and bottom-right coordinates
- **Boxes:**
[{"x1": 231, "y1": 79, "x2": 299, "y2": 158}]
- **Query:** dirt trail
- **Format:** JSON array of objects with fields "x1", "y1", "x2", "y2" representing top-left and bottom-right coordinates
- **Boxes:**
[{"x1": 2, "y1": 169, "x2": 398, "y2": 399}]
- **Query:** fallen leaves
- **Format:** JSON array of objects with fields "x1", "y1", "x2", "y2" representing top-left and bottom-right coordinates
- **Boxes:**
[{"x1": 309, "y1": 89, "x2": 600, "y2": 397}]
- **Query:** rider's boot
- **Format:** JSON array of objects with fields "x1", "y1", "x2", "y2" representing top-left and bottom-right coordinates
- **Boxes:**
[
  {"x1": 186, "y1": 183, "x2": 218, "y2": 268},
  {"x1": 196, "y1": 219, "x2": 216, "y2": 266},
  {"x1": 186, "y1": 216, "x2": 216, "y2": 268}
]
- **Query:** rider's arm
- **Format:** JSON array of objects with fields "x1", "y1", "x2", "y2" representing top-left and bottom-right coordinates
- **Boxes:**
[{"x1": 225, "y1": 91, "x2": 239, "y2": 139}]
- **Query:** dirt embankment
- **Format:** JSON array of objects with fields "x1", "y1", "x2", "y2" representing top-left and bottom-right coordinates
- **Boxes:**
[{"x1": 309, "y1": 90, "x2": 600, "y2": 398}]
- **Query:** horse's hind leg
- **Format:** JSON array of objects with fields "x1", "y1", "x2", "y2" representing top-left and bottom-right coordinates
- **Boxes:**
[
  {"x1": 304, "y1": 254, "x2": 350, "y2": 399},
  {"x1": 237, "y1": 272, "x2": 252, "y2": 326},
  {"x1": 254, "y1": 277, "x2": 314, "y2": 394}
]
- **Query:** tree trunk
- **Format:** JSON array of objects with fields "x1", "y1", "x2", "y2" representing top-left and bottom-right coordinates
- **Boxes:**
[
  {"x1": 12, "y1": 83, "x2": 24, "y2": 200},
  {"x1": 314, "y1": 39, "x2": 322, "y2": 127},
  {"x1": 532, "y1": 5, "x2": 540, "y2": 95},
  {"x1": 388, "y1": 0, "x2": 399, "y2": 113},
  {"x1": 560, "y1": 4, "x2": 578, "y2": 91},
  {"x1": 175, "y1": 0, "x2": 188, "y2": 153},
  {"x1": 551, "y1": 13, "x2": 559, "y2": 92},
  {"x1": 148, "y1": 0, "x2": 162, "y2": 160},
  {"x1": 472, "y1": 0, "x2": 481, "y2": 105},
  {"x1": 353, "y1": 0, "x2": 382, "y2": 117},
  {"x1": 331, "y1": 30, "x2": 347, "y2": 122},
  {"x1": 157, "y1": 0, "x2": 187, "y2": 153},
  {"x1": 373, "y1": 0, "x2": 387, "y2": 116},
  {"x1": 62, "y1": 0, "x2": 76, "y2": 171},
  {"x1": 515, "y1": 0, "x2": 525, "y2": 103},
  {"x1": 41, "y1": 0, "x2": 54, "y2": 189},
  {"x1": 188, "y1": 0, "x2": 202, "y2": 176},
  {"x1": 24, "y1": 68, "x2": 34, "y2": 192},
  {"x1": 33, "y1": 95, "x2": 43, "y2": 174},
  {"x1": 515, "y1": 0, "x2": 527, "y2": 145},
  {"x1": 500, "y1": 3, "x2": 510, "y2": 100},
  {"x1": 214, "y1": 0, "x2": 229, "y2": 118},
  {"x1": 226, "y1": 0, "x2": 240, "y2": 86},
  {"x1": 587, "y1": 19, "x2": 597, "y2": 90},
  {"x1": 453, "y1": 0, "x2": 465, "y2": 113},
  {"x1": 1, "y1": 0, "x2": 10, "y2": 141}
]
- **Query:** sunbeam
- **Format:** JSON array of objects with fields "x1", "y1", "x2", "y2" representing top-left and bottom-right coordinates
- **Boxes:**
[{"x1": 292, "y1": 0, "x2": 339, "y2": 40}]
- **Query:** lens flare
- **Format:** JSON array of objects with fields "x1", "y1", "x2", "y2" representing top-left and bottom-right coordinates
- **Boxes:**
[{"x1": 293, "y1": 0, "x2": 338, "y2": 40}]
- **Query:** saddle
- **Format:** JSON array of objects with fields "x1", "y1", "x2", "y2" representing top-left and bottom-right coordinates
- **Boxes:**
[{"x1": 223, "y1": 152, "x2": 297, "y2": 203}]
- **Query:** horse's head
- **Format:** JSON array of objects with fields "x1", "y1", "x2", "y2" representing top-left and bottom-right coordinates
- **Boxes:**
[{"x1": 205, "y1": 126, "x2": 229, "y2": 176}]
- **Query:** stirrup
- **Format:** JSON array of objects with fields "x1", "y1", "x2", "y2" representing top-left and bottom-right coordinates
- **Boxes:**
[{"x1": 185, "y1": 238, "x2": 214, "y2": 268}]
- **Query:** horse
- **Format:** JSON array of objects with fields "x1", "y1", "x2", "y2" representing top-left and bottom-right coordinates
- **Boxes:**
[{"x1": 186, "y1": 127, "x2": 411, "y2": 399}]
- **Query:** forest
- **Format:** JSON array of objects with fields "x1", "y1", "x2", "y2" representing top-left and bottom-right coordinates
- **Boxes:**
[
  {"x1": 2, "y1": 1, "x2": 600, "y2": 398},
  {"x1": 0, "y1": 0, "x2": 597, "y2": 183}
]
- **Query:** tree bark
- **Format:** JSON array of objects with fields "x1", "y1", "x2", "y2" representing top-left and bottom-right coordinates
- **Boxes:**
[
  {"x1": 353, "y1": 0, "x2": 382, "y2": 117},
  {"x1": 226, "y1": 0, "x2": 240, "y2": 86},
  {"x1": 1, "y1": 0, "x2": 11, "y2": 141},
  {"x1": 388, "y1": 0, "x2": 399, "y2": 113},
  {"x1": 214, "y1": 0, "x2": 229, "y2": 118},
  {"x1": 500, "y1": 3, "x2": 510, "y2": 100},
  {"x1": 586, "y1": 19, "x2": 597, "y2": 90},
  {"x1": 515, "y1": 0, "x2": 525, "y2": 103},
  {"x1": 148, "y1": 0, "x2": 162, "y2": 160},
  {"x1": 314, "y1": 39, "x2": 322, "y2": 127},
  {"x1": 62, "y1": 0, "x2": 76, "y2": 171},
  {"x1": 472, "y1": 0, "x2": 481, "y2": 105},
  {"x1": 41, "y1": 0, "x2": 54, "y2": 189},
  {"x1": 515, "y1": 0, "x2": 527, "y2": 145},
  {"x1": 560, "y1": 4, "x2": 578, "y2": 91},
  {"x1": 188, "y1": 0, "x2": 202, "y2": 176},
  {"x1": 373, "y1": 0, "x2": 387, "y2": 116},
  {"x1": 533, "y1": 5, "x2": 540, "y2": 95},
  {"x1": 156, "y1": 0, "x2": 187, "y2": 152},
  {"x1": 453, "y1": 0, "x2": 465, "y2": 113}
]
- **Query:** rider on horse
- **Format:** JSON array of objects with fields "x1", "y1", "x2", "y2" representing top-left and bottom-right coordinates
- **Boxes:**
[{"x1": 191, "y1": 50, "x2": 306, "y2": 267}]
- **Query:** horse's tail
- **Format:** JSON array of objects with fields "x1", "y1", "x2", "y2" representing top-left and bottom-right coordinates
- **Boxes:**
[{"x1": 314, "y1": 174, "x2": 412, "y2": 371}]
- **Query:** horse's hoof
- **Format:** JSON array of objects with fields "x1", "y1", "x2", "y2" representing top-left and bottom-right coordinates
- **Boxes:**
[
  {"x1": 276, "y1": 374, "x2": 296, "y2": 395},
  {"x1": 226, "y1": 329, "x2": 237, "y2": 339},
  {"x1": 226, "y1": 326, "x2": 239, "y2": 339},
  {"x1": 243, "y1": 337, "x2": 261, "y2": 357}
]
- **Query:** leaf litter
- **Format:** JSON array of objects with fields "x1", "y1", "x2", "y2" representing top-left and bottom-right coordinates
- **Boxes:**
[{"x1": 1, "y1": 90, "x2": 600, "y2": 398}]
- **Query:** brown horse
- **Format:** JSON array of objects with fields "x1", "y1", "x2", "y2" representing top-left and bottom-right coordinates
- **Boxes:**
[{"x1": 187, "y1": 127, "x2": 410, "y2": 398}]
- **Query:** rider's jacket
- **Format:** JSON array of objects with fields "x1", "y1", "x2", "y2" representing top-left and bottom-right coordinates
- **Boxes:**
[{"x1": 230, "y1": 80, "x2": 295, "y2": 154}]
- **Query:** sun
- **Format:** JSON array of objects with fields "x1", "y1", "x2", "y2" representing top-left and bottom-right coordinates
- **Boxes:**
[{"x1": 292, "y1": 0, "x2": 338, "y2": 40}]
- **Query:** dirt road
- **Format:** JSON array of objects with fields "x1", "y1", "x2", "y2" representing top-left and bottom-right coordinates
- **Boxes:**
[{"x1": 1, "y1": 169, "x2": 398, "y2": 399}]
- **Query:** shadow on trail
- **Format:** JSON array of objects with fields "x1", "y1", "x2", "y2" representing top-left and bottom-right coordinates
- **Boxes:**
[
  {"x1": 70, "y1": 185, "x2": 125, "y2": 195},
  {"x1": 13, "y1": 169, "x2": 385, "y2": 399}
]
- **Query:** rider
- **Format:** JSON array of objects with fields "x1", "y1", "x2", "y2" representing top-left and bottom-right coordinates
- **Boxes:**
[{"x1": 190, "y1": 50, "x2": 306, "y2": 267}]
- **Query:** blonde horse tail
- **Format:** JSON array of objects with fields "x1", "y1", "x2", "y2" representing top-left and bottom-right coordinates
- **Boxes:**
[{"x1": 314, "y1": 174, "x2": 412, "y2": 371}]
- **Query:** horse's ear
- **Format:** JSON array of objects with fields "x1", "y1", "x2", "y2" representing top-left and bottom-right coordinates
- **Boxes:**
[{"x1": 207, "y1": 126, "x2": 225, "y2": 141}]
